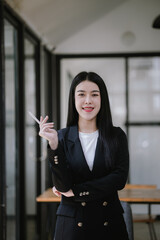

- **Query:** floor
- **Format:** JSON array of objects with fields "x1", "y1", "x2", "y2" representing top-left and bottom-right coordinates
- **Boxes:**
[
  {"x1": 7, "y1": 219, "x2": 160, "y2": 240},
  {"x1": 134, "y1": 221, "x2": 160, "y2": 240}
]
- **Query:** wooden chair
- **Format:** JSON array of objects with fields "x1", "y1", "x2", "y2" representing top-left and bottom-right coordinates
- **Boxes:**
[{"x1": 124, "y1": 184, "x2": 157, "y2": 240}]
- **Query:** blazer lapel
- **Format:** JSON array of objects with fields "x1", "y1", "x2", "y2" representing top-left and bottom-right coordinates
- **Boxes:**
[
  {"x1": 67, "y1": 125, "x2": 92, "y2": 175},
  {"x1": 92, "y1": 137, "x2": 106, "y2": 176}
]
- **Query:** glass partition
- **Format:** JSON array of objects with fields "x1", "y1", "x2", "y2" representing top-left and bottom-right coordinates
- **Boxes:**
[
  {"x1": 128, "y1": 57, "x2": 160, "y2": 122},
  {"x1": 4, "y1": 20, "x2": 17, "y2": 240},
  {"x1": 24, "y1": 38, "x2": 37, "y2": 239},
  {"x1": 128, "y1": 57, "x2": 160, "y2": 214},
  {"x1": 129, "y1": 126, "x2": 160, "y2": 185},
  {"x1": 41, "y1": 49, "x2": 50, "y2": 191}
]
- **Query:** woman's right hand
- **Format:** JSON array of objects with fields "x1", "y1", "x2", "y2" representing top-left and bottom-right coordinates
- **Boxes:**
[{"x1": 39, "y1": 116, "x2": 58, "y2": 150}]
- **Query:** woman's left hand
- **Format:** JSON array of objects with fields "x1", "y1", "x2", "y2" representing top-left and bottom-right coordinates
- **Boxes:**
[
  {"x1": 61, "y1": 189, "x2": 74, "y2": 197},
  {"x1": 52, "y1": 186, "x2": 61, "y2": 197},
  {"x1": 52, "y1": 186, "x2": 74, "y2": 197}
]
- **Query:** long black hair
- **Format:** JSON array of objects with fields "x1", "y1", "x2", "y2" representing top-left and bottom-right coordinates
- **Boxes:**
[{"x1": 67, "y1": 71, "x2": 117, "y2": 168}]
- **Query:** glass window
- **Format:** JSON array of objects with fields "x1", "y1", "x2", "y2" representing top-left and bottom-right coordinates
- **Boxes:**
[
  {"x1": 129, "y1": 126, "x2": 160, "y2": 186},
  {"x1": 40, "y1": 49, "x2": 50, "y2": 191},
  {"x1": 128, "y1": 57, "x2": 160, "y2": 122},
  {"x1": 24, "y1": 38, "x2": 37, "y2": 239},
  {"x1": 4, "y1": 20, "x2": 17, "y2": 240},
  {"x1": 129, "y1": 126, "x2": 160, "y2": 214}
]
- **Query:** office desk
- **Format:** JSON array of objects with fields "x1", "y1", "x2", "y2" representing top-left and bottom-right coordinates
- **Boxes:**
[
  {"x1": 36, "y1": 188, "x2": 60, "y2": 202},
  {"x1": 36, "y1": 188, "x2": 160, "y2": 240},
  {"x1": 118, "y1": 188, "x2": 160, "y2": 203},
  {"x1": 36, "y1": 187, "x2": 160, "y2": 203}
]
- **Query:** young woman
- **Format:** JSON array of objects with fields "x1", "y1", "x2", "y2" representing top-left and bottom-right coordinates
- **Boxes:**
[{"x1": 39, "y1": 72, "x2": 129, "y2": 240}]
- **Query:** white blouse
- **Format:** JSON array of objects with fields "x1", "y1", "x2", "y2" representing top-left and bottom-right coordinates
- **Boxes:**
[{"x1": 79, "y1": 130, "x2": 99, "y2": 171}]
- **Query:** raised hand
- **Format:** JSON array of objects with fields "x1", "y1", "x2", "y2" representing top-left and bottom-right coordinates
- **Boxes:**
[{"x1": 39, "y1": 116, "x2": 58, "y2": 150}]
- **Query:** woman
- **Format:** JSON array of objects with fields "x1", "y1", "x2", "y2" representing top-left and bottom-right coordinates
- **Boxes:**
[{"x1": 39, "y1": 72, "x2": 129, "y2": 240}]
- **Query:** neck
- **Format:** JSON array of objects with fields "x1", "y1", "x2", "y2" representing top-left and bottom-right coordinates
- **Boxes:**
[{"x1": 78, "y1": 118, "x2": 97, "y2": 133}]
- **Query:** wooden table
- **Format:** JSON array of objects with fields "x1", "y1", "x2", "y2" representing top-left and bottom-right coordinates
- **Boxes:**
[
  {"x1": 118, "y1": 188, "x2": 160, "y2": 203},
  {"x1": 37, "y1": 187, "x2": 160, "y2": 240},
  {"x1": 36, "y1": 187, "x2": 160, "y2": 204},
  {"x1": 36, "y1": 188, "x2": 60, "y2": 202}
]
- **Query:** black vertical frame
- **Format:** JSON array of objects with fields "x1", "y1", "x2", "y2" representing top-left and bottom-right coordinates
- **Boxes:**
[
  {"x1": 36, "y1": 40, "x2": 41, "y2": 237},
  {"x1": 54, "y1": 55, "x2": 61, "y2": 130},
  {"x1": 16, "y1": 23, "x2": 26, "y2": 240},
  {"x1": 125, "y1": 57, "x2": 130, "y2": 182},
  {"x1": 0, "y1": 0, "x2": 6, "y2": 239}
]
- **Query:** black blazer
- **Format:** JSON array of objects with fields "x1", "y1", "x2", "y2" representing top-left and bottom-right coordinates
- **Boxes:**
[
  {"x1": 48, "y1": 125, "x2": 129, "y2": 240},
  {"x1": 48, "y1": 125, "x2": 129, "y2": 206}
]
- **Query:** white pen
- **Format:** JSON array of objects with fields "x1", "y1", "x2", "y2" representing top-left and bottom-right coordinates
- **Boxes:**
[{"x1": 28, "y1": 111, "x2": 40, "y2": 124}]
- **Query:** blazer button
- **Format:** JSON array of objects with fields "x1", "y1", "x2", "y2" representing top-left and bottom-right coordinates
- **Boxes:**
[
  {"x1": 78, "y1": 222, "x2": 83, "y2": 227},
  {"x1": 81, "y1": 202, "x2": 86, "y2": 206},
  {"x1": 103, "y1": 201, "x2": 108, "y2": 206},
  {"x1": 79, "y1": 192, "x2": 83, "y2": 196},
  {"x1": 85, "y1": 191, "x2": 89, "y2": 195},
  {"x1": 104, "y1": 221, "x2": 108, "y2": 226}
]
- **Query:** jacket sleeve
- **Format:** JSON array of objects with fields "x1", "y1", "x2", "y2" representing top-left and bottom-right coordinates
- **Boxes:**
[
  {"x1": 48, "y1": 132, "x2": 73, "y2": 192},
  {"x1": 72, "y1": 130, "x2": 129, "y2": 202}
]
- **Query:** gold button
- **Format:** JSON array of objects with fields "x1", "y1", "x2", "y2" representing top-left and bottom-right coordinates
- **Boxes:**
[
  {"x1": 103, "y1": 201, "x2": 108, "y2": 206},
  {"x1": 81, "y1": 202, "x2": 86, "y2": 206},
  {"x1": 78, "y1": 222, "x2": 83, "y2": 227},
  {"x1": 104, "y1": 221, "x2": 108, "y2": 226}
]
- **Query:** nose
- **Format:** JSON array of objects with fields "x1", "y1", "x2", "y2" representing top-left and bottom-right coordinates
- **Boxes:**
[{"x1": 85, "y1": 94, "x2": 92, "y2": 104}]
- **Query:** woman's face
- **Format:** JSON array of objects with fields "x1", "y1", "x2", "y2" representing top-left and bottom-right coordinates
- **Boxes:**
[{"x1": 75, "y1": 80, "x2": 101, "y2": 123}]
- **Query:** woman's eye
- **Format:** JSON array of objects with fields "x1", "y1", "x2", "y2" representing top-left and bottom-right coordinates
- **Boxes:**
[
  {"x1": 92, "y1": 94, "x2": 99, "y2": 97},
  {"x1": 78, "y1": 93, "x2": 84, "y2": 96}
]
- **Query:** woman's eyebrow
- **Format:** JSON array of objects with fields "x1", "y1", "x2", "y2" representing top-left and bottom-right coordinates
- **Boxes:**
[{"x1": 76, "y1": 90, "x2": 100, "y2": 92}]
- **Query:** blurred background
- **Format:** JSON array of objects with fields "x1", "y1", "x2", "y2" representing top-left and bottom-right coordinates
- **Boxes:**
[{"x1": 0, "y1": 0, "x2": 160, "y2": 239}]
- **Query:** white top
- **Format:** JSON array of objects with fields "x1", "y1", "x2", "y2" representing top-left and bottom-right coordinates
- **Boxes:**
[{"x1": 79, "y1": 130, "x2": 99, "y2": 171}]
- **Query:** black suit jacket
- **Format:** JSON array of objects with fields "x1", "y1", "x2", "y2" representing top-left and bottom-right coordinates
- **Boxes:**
[
  {"x1": 48, "y1": 125, "x2": 129, "y2": 239},
  {"x1": 48, "y1": 125, "x2": 129, "y2": 205}
]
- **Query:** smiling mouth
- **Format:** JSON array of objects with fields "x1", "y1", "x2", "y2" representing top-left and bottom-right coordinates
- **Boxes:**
[{"x1": 82, "y1": 107, "x2": 94, "y2": 112}]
